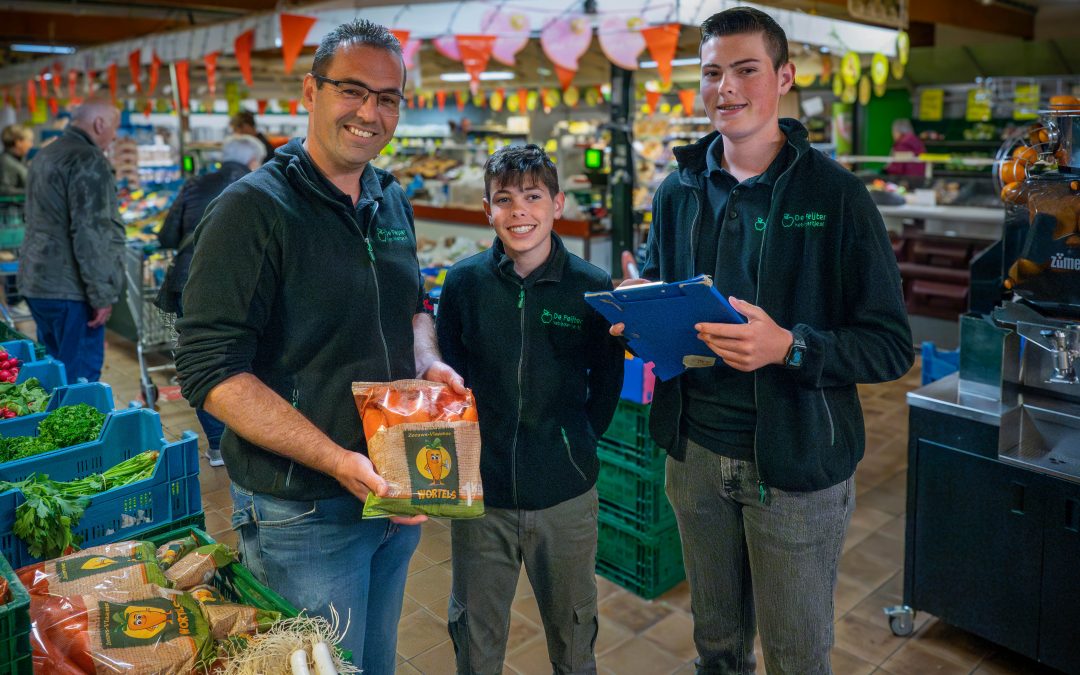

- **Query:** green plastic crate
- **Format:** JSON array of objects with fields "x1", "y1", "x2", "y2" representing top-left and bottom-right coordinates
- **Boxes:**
[
  {"x1": 596, "y1": 512, "x2": 685, "y2": 600},
  {"x1": 0, "y1": 227, "x2": 23, "y2": 249},
  {"x1": 0, "y1": 325, "x2": 44, "y2": 362},
  {"x1": 597, "y1": 453, "x2": 675, "y2": 536},
  {"x1": 602, "y1": 399, "x2": 650, "y2": 448},
  {"x1": 0, "y1": 550, "x2": 31, "y2": 675}
]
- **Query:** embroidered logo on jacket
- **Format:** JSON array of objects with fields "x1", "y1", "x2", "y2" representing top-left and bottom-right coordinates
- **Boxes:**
[
  {"x1": 375, "y1": 226, "x2": 410, "y2": 243},
  {"x1": 541, "y1": 309, "x2": 583, "y2": 330},
  {"x1": 782, "y1": 212, "x2": 827, "y2": 229}
]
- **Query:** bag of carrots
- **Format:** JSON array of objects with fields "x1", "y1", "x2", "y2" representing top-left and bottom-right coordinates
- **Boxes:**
[{"x1": 352, "y1": 379, "x2": 484, "y2": 519}]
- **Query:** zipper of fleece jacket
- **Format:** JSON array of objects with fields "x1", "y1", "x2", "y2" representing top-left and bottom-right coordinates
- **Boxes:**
[
  {"x1": 509, "y1": 283, "x2": 527, "y2": 506},
  {"x1": 360, "y1": 201, "x2": 394, "y2": 380}
]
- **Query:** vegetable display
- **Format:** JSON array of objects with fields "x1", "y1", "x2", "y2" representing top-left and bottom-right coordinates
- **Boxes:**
[
  {"x1": 219, "y1": 609, "x2": 358, "y2": 675},
  {"x1": 0, "y1": 403, "x2": 107, "y2": 464},
  {"x1": 0, "y1": 347, "x2": 23, "y2": 384},
  {"x1": 0, "y1": 377, "x2": 49, "y2": 419}
]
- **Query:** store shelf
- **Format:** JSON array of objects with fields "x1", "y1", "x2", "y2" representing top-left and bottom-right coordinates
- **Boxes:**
[{"x1": 923, "y1": 140, "x2": 1001, "y2": 149}]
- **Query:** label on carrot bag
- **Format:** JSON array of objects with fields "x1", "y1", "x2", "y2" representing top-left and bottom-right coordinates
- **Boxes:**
[
  {"x1": 58, "y1": 553, "x2": 148, "y2": 582},
  {"x1": 406, "y1": 427, "x2": 459, "y2": 505},
  {"x1": 99, "y1": 596, "x2": 196, "y2": 648}
]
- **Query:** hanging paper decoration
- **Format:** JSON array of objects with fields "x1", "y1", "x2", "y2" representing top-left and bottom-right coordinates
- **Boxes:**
[
  {"x1": 455, "y1": 90, "x2": 467, "y2": 112},
  {"x1": 455, "y1": 35, "x2": 496, "y2": 95},
  {"x1": 540, "y1": 15, "x2": 592, "y2": 84},
  {"x1": 235, "y1": 30, "x2": 255, "y2": 87},
  {"x1": 38, "y1": 71, "x2": 48, "y2": 99},
  {"x1": 205, "y1": 52, "x2": 219, "y2": 95},
  {"x1": 26, "y1": 80, "x2": 36, "y2": 113},
  {"x1": 406, "y1": 95, "x2": 414, "y2": 109},
  {"x1": 820, "y1": 54, "x2": 832, "y2": 84},
  {"x1": 418, "y1": 92, "x2": 428, "y2": 108},
  {"x1": 67, "y1": 70, "x2": 78, "y2": 100},
  {"x1": 896, "y1": 31, "x2": 910, "y2": 66},
  {"x1": 858, "y1": 74, "x2": 871, "y2": 106},
  {"x1": 645, "y1": 89, "x2": 661, "y2": 114},
  {"x1": 517, "y1": 88, "x2": 528, "y2": 115},
  {"x1": 129, "y1": 49, "x2": 142, "y2": 93},
  {"x1": 175, "y1": 59, "x2": 191, "y2": 111},
  {"x1": 678, "y1": 89, "x2": 696, "y2": 116},
  {"x1": 554, "y1": 66, "x2": 576, "y2": 92},
  {"x1": 257, "y1": 99, "x2": 268, "y2": 114},
  {"x1": 870, "y1": 53, "x2": 888, "y2": 87},
  {"x1": 490, "y1": 88, "x2": 505, "y2": 111},
  {"x1": 506, "y1": 91, "x2": 519, "y2": 112},
  {"x1": 52, "y1": 62, "x2": 63, "y2": 96},
  {"x1": 890, "y1": 59, "x2": 904, "y2": 80},
  {"x1": 436, "y1": 90, "x2": 447, "y2": 111},
  {"x1": 482, "y1": 8, "x2": 530, "y2": 67},
  {"x1": 840, "y1": 52, "x2": 861, "y2": 87},
  {"x1": 598, "y1": 15, "x2": 645, "y2": 71},
  {"x1": 107, "y1": 63, "x2": 118, "y2": 101},
  {"x1": 472, "y1": 89, "x2": 486, "y2": 107},
  {"x1": 149, "y1": 52, "x2": 161, "y2": 93},
  {"x1": 289, "y1": 99, "x2": 299, "y2": 115},
  {"x1": 280, "y1": 14, "x2": 318, "y2": 73},
  {"x1": 434, "y1": 36, "x2": 461, "y2": 61},
  {"x1": 564, "y1": 86, "x2": 580, "y2": 107},
  {"x1": 390, "y1": 30, "x2": 422, "y2": 71},
  {"x1": 143, "y1": 100, "x2": 153, "y2": 116},
  {"x1": 641, "y1": 24, "x2": 680, "y2": 87},
  {"x1": 47, "y1": 98, "x2": 59, "y2": 117}
]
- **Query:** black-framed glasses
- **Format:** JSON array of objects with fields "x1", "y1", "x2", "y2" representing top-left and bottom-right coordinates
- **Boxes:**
[{"x1": 310, "y1": 73, "x2": 404, "y2": 116}]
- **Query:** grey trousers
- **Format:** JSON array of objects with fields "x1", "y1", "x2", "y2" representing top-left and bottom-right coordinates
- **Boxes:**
[
  {"x1": 666, "y1": 441, "x2": 855, "y2": 675},
  {"x1": 448, "y1": 488, "x2": 600, "y2": 675}
]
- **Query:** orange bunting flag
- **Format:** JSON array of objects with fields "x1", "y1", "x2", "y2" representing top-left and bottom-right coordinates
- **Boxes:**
[
  {"x1": 12, "y1": 86, "x2": 21, "y2": 110},
  {"x1": 641, "y1": 24, "x2": 681, "y2": 86},
  {"x1": 143, "y1": 100, "x2": 153, "y2": 116},
  {"x1": 436, "y1": 90, "x2": 447, "y2": 111},
  {"x1": 53, "y1": 62, "x2": 63, "y2": 96},
  {"x1": 26, "y1": 80, "x2": 36, "y2": 112},
  {"x1": 67, "y1": 70, "x2": 77, "y2": 100},
  {"x1": 47, "y1": 98, "x2": 59, "y2": 117},
  {"x1": 678, "y1": 89, "x2": 696, "y2": 116},
  {"x1": 107, "y1": 63, "x2": 118, "y2": 101},
  {"x1": 129, "y1": 49, "x2": 142, "y2": 93},
  {"x1": 517, "y1": 88, "x2": 529, "y2": 114},
  {"x1": 645, "y1": 90, "x2": 662, "y2": 113},
  {"x1": 235, "y1": 30, "x2": 256, "y2": 86},
  {"x1": 38, "y1": 71, "x2": 48, "y2": 99},
  {"x1": 149, "y1": 52, "x2": 161, "y2": 93},
  {"x1": 257, "y1": 99, "x2": 268, "y2": 114},
  {"x1": 455, "y1": 90, "x2": 467, "y2": 111},
  {"x1": 175, "y1": 59, "x2": 190, "y2": 111},
  {"x1": 288, "y1": 99, "x2": 299, "y2": 115},
  {"x1": 554, "y1": 65, "x2": 576, "y2": 91},
  {"x1": 205, "y1": 52, "x2": 219, "y2": 95},
  {"x1": 280, "y1": 14, "x2": 318, "y2": 74},
  {"x1": 455, "y1": 35, "x2": 497, "y2": 95}
]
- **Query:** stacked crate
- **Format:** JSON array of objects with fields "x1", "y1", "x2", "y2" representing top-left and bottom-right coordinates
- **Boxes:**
[{"x1": 595, "y1": 357, "x2": 685, "y2": 599}]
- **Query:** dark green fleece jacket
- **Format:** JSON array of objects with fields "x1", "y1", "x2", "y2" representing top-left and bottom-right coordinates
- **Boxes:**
[
  {"x1": 643, "y1": 119, "x2": 913, "y2": 491},
  {"x1": 175, "y1": 139, "x2": 425, "y2": 500}
]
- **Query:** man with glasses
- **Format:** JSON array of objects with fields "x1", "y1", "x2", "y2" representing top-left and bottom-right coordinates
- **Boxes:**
[{"x1": 175, "y1": 19, "x2": 463, "y2": 670}]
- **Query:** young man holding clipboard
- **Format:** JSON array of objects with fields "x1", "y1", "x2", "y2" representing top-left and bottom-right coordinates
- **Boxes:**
[{"x1": 612, "y1": 8, "x2": 912, "y2": 673}]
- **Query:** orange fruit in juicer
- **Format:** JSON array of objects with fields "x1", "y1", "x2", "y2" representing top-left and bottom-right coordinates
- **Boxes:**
[
  {"x1": 1012, "y1": 145, "x2": 1038, "y2": 164},
  {"x1": 1049, "y1": 94, "x2": 1080, "y2": 109},
  {"x1": 999, "y1": 158, "x2": 1028, "y2": 185},
  {"x1": 1000, "y1": 181, "x2": 1025, "y2": 205}
]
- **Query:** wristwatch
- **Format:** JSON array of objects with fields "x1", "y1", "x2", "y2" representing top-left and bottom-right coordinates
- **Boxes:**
[{"x1": 784, "y1": 332, "x2": 806, "y2": 369}]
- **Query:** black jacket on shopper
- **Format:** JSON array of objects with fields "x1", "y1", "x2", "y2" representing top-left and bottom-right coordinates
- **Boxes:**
[
  {"x1": 436, "y1": 234, "x2": 624, "y2": 510},
  {"x1": 157, "y1": 161, "x2": 251, "y2": 303}
]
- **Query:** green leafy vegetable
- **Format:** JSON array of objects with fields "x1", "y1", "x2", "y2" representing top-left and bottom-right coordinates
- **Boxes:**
[
  {"x1": 0, "y1": 436, "x2": 58, "y2": 463},
  {"x1": 0, "y1": 378, "x2": 51, "y2": 417},
  {"x1": 0, "y1": 450, "x2": 160, "y2": 559},
  {"x1": 36, "y1": 403, "x2": 105, "y2": 448}
]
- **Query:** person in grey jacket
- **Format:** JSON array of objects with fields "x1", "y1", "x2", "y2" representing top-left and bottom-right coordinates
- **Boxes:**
[
  {"x1": 0, "y1": 124, "x2": 32, "y2": 196},
  {"x1": 17, "y1": 97, "x2": 122, "y2": 382}
]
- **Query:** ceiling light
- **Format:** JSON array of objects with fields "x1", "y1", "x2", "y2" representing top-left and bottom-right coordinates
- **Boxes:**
[
  {"x1": 639, "y1": 57, "x2": 701, "y2": 68},
  {"x1": 440, "y1": 71, "x2": 515, "y2": 82},
  {"x1": 11, "y1": 43, "x2": 76, "y2": 54}
]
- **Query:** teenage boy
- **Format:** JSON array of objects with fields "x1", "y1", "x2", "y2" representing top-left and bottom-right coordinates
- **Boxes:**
[
  {"x1": 437, "y1": 144, "x2": 624, "y2": 675},
  {"x1": 613, "y1": 8, "x2": 913, "y2": 674}
]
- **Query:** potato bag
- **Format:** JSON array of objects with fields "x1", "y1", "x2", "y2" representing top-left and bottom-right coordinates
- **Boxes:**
[{"x1": 353, "y1": 379, "x2": 484, "y2": 519}]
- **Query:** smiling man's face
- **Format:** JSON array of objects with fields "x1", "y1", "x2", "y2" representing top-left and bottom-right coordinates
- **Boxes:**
[{"x1": 699, "y1": 31, "x2": 794, "y2": 143}]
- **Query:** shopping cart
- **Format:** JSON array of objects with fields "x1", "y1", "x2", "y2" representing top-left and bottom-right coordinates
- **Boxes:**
[{"x1": 116, "y1": 241, "x2": 177, "y2": 408}]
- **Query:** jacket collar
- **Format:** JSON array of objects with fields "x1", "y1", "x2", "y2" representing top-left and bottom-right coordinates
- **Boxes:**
[
  {"x1": 66, "y1": 126, "x2": 99, "y2": 151},
  {"x1": 675, "y1": 118, "x2": 810, "y2": 188},
  {"x1": 492, "y1": 231, "x2": 567, "y2": 284},
  {"x1": 276, "y1": 137, "x2": 390, "y2": 209}
]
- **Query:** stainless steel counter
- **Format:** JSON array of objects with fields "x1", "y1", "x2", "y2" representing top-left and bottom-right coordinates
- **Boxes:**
[{"x1": 906, "y1": 372, "x2": 1011, "y2": 426}]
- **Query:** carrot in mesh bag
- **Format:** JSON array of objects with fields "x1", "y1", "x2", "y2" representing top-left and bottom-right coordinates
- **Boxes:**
[
  {"x1": 30, "y1": 586, "x2": 215, "y2": 673},
  {"x1": 164, "y1": 544, "x2": 235, "y2": 591},
  {"x1": 18, "y1": 541, "x2": 169, "y2": 599},
  {"x1": 353, "y1": 379, "x2": 484, "y2": 519},
  {"x1": 189, "y1": 585, "x2": 281, "y2": 640},
  {"x1": 155, "y1": 533, "x2": 200, "y2": 571}
]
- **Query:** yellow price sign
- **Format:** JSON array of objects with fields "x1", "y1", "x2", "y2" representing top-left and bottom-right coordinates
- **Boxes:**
[
  {"x1": 489, "y1": 90, "x2": 505, "y2": 112},
  {"x1": 870, "y1": 53, "x2": 888, "y2": 86},
  {"x1": 918, "y1": 88, "x2": 944, "y2": 121},
  {"x1": 918, "y1": 153, "x2": 952, "y2": 162},
  {"x1": 966, "y1": 88, "x2": 992, "y2": 122},
  {"x1": 896, "y1": 31, "x2": 910, "y2": 66},
  {"x1": 841, "y1": 52, "x2": 861, "y2": 86},
  {"x1": 858, "y1": 75, "x2": 871, "y2": 106},
  {"x1": 1013, "y1": 83, "x2": 1040, "y2": 120}
]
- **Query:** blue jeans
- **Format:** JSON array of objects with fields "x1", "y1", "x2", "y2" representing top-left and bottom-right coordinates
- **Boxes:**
[
  {"x1": 195, "y1": 408, "x2": 225, "y2": 449},
  {"x1": 666, "y1": 441, "x2": 855, "y2": 675},
  {"x1": 25, "y1": 298, "x2": 104, "y2": 382},
  {"x1": 230, "y1": 485, "x2": 421, "y2": 670}
]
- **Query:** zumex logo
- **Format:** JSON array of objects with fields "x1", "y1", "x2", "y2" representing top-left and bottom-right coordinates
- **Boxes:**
[
  {"x1": 376, "y1": 226, "x2": 410, "y2": 243},
  {"x1": 541, "y1": 308, "x2": 583, "y2": 330},
  {"x1": 782, "y1": 212, "x2": 828, "y2": 229},
  {"x1": 1050, "y1": 253, "x2": 1080, "y2": 271}
]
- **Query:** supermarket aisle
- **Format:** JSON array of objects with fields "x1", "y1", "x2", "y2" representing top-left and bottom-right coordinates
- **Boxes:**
[{"x1": 86, "y1": 326, "x2": 1056, "y2": 675}]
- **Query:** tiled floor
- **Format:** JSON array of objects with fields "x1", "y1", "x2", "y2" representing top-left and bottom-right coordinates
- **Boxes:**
[{"x1": 78, "y1": 325, "x2": 1061, "y2": 675}]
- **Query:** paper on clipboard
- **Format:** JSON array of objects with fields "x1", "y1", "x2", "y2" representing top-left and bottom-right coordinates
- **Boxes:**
[{"x1": 584, "y1": 275, "x2": 746, "y2": 381}]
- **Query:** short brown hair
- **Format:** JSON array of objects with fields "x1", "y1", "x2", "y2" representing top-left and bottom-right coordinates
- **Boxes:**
[
  {"x1": 2, "y1": 124, "x2": 32, "y2": 151},
  {"x1": 483, "y1": 144, "x2": 560, "y2": 200},
  {"x1": 700, "y1": 7, "x2": 789, "y2": 70}
]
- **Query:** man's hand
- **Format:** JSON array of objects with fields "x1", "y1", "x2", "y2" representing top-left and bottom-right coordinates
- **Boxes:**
[
  {"x1": 695, "y1": 297, "x2": 793, "y2": 372},
  {"x1": 421, "y1": 360, "x2": 466, "y2": 394},
  {"x1": 609, "y1": 278, "x2": 653, "y2": 337},
  {"x1": 331, "y1": 450, "x2": 427, "y2": 525},
  {"x1": 87, "y1": 306, "x2": 112, "y2": 328}
]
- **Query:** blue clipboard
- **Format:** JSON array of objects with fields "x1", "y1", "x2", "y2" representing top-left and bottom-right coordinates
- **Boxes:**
[{"x1": 584, "y1": 275, "x2": 746, "y2": 381}]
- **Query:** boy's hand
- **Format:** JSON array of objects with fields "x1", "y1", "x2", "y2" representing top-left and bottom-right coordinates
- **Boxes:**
[
  {"x1": 695, "y1": 297, "x2": 793, "y2": 372},
  {"x1": 609, "y1": 278, "x2": 652, "y2": 337},
  {"x1": 421, "y1": 360, "x2": 466, "y2": 394}
]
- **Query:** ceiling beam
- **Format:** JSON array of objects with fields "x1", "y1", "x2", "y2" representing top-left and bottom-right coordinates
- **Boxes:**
[
  {"x1": 0, "y1": 1, "x2": 245, "y2": 24},
  {"x1": 802, "y1": 0, "x2": 1034, "y2": 39},
  {"x1": 0, "y1": 11, "x2": 186, "y2": 46}
]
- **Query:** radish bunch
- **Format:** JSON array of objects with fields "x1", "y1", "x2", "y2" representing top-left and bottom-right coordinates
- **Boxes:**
[{"x1": 0, "y1": 349, "x2": 21, "y2": 384}]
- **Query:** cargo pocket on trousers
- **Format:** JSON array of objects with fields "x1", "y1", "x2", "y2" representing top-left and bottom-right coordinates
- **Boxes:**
[
  {"x1": 571, "y1": 596, "x2": 599, "y2": 669},
  {"x1": 446, "y1": 593, "x2": 471, "y2": 670}
]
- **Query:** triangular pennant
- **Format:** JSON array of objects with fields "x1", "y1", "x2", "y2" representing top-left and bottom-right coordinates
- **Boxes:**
[
  {"x1": 455, "y1": 35, "x2": 497, "y2": 95},
  {"x1": 280, "y1": 14, "x2": 317, "y2": 74},
  {"x1": 257, "y1": 99, "x2": 268, "y2": 114},
  {"x1": 517, "y1": 88, "x2": 528, "y2": 115},
  {"x1": 390, "y1": 29, "x2": 410, "y2": 49},
  {"x1": 47, "y1": 98, "x2": 59, "y2": 117},
  {"x1": 288, "y1": 99, "x2": 298, "y2": 115},
  {"x1": 436, "y1": 90, "x2": 447, "y2": 111},
  {"x1": 554, "y1": 65, "x2": 576, "y2": 91},
  {"x1": 149, "y1": 52, "x2": 161, "y2": 93},
  {"x1": 235, "y1": 30, "x2": 255, "y2": 87},
  {"x1": 143, "y1": 100, "x2": 153, "y2": 116},
  {"x1": 129, "y1": 49, "x2": 142, "y2": 93},
  {"x1": 678, "y1": 89, "x2": 696, "y2": 116},
  {"x1": 204, "y1": 52, "x2": 219, "y2": 95},
  {"x1": 107, "y1": 63, "x2": 118, "y2": 101},
  {"x1": 645, "y1": 89, "x2": 662, "y2": 113},
  {"x1": 38, "y1": 71, "x2": 48, "y2": 99},
  {"x1": 641, "y1": 24, "x2": 681, "y2": 87},
  {"x1": 175, "y1": 59, "x2": 190, "y2": 111},
  {"x1": 26, "y1": 80, "x2": 36, "y2": 113},
  {"x1": 455, "y1": 90, "x2": 467, "y2": 112},
  {"x1": 52, "y1": 62, "x2": 63, "y2": 96},
  {"x1": 68, "y1": 70, "x2": 78, "y2": 100}
]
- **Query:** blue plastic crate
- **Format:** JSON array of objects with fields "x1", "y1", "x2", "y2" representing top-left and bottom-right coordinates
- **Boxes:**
[
  {"x1": 0, "y1": 428, "x2": 200, "y2": 568},
  {"x1": 0, "y1": 381, "x2": 117, "y2": 441},
  {"x1": 0, "y1": 341, "x2": 38, "y2": 366},
  {"x1": 921, "y1": 342, "x2": 960, "y2": 386},
  {"x1": 621, "y1": 355, "x2": 655, "y2": 404},
  {"x1": 13, "y1": 358, "x2": 67, "y2": 392},
  {"x1": 0, "y1": 407, "x2": 171, "y2": 485}
]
